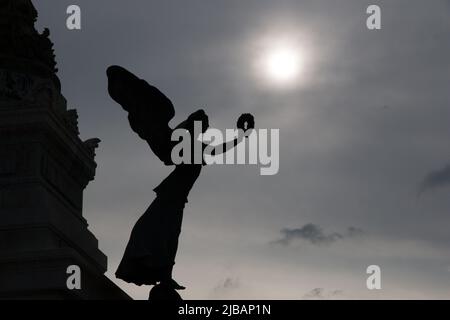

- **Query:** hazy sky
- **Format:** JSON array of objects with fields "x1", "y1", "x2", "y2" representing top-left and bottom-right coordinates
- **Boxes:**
[{"x1": 35, "y1": 0, "x2": 450, "y2": 299}]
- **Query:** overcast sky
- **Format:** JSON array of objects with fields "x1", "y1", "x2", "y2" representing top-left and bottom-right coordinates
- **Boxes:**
[{"x1": 35, "y1": 0, "x2": 450, "y2": 299}]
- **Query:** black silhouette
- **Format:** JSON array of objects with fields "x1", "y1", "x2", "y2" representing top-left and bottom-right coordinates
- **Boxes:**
[
  {"x1": 107, "y1": 66, "x2": 254, "y2": 296},
  {"x1": 149, "y1": 283, "x2": 183, "y2": 302}
]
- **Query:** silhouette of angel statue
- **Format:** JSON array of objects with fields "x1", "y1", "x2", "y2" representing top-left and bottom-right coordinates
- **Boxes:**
[{"x1": 107, "y1": 66, "x2": 255, "y2": 291}]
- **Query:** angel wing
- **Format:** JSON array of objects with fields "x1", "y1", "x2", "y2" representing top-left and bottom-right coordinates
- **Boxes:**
[{"x1": 107, "y1": 65, "x2": 175, "y2": 164}]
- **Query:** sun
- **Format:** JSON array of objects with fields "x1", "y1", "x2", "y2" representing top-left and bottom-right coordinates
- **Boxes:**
[
  {"x1": 252, "y1": 33, "x2": 310, "y2": 88},
  {"x1": 264, "y1": 46, "x2": 302, "y2": 84}
]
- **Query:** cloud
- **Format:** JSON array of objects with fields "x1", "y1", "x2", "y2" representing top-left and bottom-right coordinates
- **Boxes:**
[
  {"x1": 213, "y1": 277, "x2": 240, "y2": 293},
  {"x1": 210, "y1": 277, "x2": 244, "y2": 299},
  {"x1": 302, "y1": 288, "x2": 343, "y2": 300},
  {"x1": 419, "y1": 164, "x2": 450, "y2": 194},
  {"x1": 347, "y1": 226, "x2": 364, "y2": 237},
  {"x1": 273, "y1": 224, "x2": 363, "y2": 246}
]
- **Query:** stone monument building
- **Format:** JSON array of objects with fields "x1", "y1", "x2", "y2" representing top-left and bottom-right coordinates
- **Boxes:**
[{"x1": 0, "y1": 0, "x2": 130, "y2": 299}]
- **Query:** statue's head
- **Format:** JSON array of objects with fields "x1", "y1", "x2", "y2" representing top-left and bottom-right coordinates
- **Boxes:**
[{"x1": 186, "y1": 109, "x2": 209, "y2": 134}]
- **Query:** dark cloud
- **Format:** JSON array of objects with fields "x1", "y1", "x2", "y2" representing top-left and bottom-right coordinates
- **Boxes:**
[
  {"x1": 347, "y1": 226, "x2": 364, "y2": 237},
  {"x1": 303, "y1": 288, "x2": 343, "y2": 300},
  {"x1": 419, "y1": 164, "x2": 450, "y2": 194},
  {"x1": 273, "y1": 224, "x2": 363, "y2": 246}
]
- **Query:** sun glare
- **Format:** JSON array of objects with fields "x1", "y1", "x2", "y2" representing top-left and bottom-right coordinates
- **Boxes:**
[
  {"x1": 266, "y1": 47, "x2": 300, "y2": 82},
  {"x1": 252, "y1": 32, "x2": 310, "y2": 88}
]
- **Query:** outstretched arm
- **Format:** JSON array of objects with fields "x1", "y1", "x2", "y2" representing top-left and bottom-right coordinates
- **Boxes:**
[{"x1": 203, "y1": 113, "x2": 255, "y2": 157}]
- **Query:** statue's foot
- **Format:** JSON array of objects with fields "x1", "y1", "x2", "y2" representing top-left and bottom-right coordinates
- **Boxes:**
[
  {"x1": 162, "y1": 278, "x2": 186, "y2": 290},
  {"x1": 149, "y1": 284, "x2": 183, "y2": 302}
]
